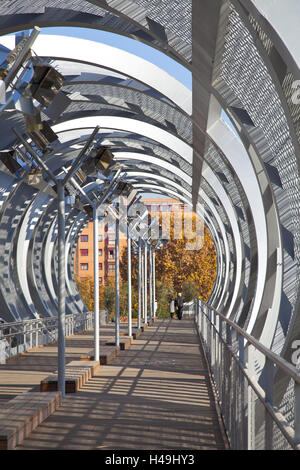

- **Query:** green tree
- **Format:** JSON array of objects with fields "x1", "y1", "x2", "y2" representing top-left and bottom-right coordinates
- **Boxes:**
[
  {"x1": 103, "y1": 281, "x2": 115, "y2": 320},
  {"x1": 155, "y1": 280, "x2": 175, "y2": 318},
  {"x1": 182, "y1": 279, "x2": 198, "y2": 302}
]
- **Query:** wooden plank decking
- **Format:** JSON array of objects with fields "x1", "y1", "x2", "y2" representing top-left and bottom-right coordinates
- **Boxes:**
[{"x1": 0, "y1": 318, "x2": 228, "y2": 450}]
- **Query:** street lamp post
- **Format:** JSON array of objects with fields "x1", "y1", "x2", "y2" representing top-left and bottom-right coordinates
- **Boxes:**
[
  {"x1": 144, "y1": 241, "x2": 147, "y2": 324},
  {"x1": 13, "y1": 125, "x2": 99, "y2": 398},
  {"x1": 93, "y1": 203, "x2": 99, "y2": 362},
  {"x1": 127, "y1": 225, "x2": 132, "y2": 337},
  {"x1": 115, "y1": 215, "x2": 120, "y2": 347},
  {"x1": 149, "y1": 242, "x2": 153, "y2": 322},
  {"x1": 142, "y1": 241, "x2": 145, "y2": 322},
  {"x1": 57, "y1": 181, "x2": 66, "y2": 397},
  {"x1": 138, "y1": 237, "x2": 142, "y2": 330},
  {"x1": 153, "y1": 244, "x2": 156, "y2": 318}
]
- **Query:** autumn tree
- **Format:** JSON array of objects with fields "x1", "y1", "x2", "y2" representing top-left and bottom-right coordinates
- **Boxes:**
[
  {"x1": 75, "y1": 276, "x2": 94, "y2": 311},
  {"x1": 77, "y1": 211, "x2": 217, "y2": 318},
  {"x1": 153, "y1": 219, "x2": 216, "y2": 302},
  {"x1": 120, "y1": 211, "x2": 217, "y2": 308}
]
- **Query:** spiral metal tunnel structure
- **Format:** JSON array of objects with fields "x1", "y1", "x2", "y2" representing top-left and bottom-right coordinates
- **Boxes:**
[{"x1": 0, "y1": 0, "x2": 299, "y2": 431}]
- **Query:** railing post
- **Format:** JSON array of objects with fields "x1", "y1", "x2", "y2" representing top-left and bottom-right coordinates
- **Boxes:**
[
  {"x1": 247, "y1": 344, "x2": 255, "y2": 450},
  {"x1": 224, "y1": 323, "x2": 231, "y2": 437},
  {"x1": 226, "y1": 322, "x2": 231, "y2": 345},
  {"x1": 239, "y1": 334, "x2": 244, "y2": 365},
  {"x1": 238, "y1": 334, "x2": 246, "y2": 449},
  {"x1": 203, "y1": 309, "x2": 207, "y2": 345},
  {"x1": 65, "y1": 316, "x2": 69, "y2": 337},
  {"x1": 153, "y1": 245, "x2": 156, "y2": 318},
  {"x1": 198, "y1": 299, "x2": 202, "y2": 330},
  {"x1": 29, "y1": 321, "x2": 33, "y2": 350},
  {"x1": 9, "y1": 335, "x2": 12, "y2": 359},
  {"x1": 195, "y1": 298, "x2": 199, "y2": 329},
  {"x1": 211, "y1": 312, "x2": 216, "y2": 374},
  {"x1": 0, "y1": 327, "x2": 5, "y2": 364},
  {"x1": 36, "y1": 321, "x2": 39, "y2": 347},
  {"x1": 294, "y1": 381, "x2": 300, "y2": 445},
  {"x1": 23, "y1": 322, "x2": 27, "y2": 351},
  {"x1": 264, "y1": 358, "x2": 275, "y2": 449},
  {"x1": 214, "y1": 315, "x2": 220, "y2": 391},
  {"x1": 207, "y1": 310, "x2": 212, "y2": 360}
]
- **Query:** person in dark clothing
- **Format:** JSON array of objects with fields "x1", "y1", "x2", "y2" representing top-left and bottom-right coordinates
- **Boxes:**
[{"x1": 176, "y1": 292, "x2": 184, "y2": 320}]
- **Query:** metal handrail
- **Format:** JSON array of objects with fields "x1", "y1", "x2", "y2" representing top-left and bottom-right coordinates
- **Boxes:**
[
  {"x1": 194, "y1": 299, "x2": 300, "y2": 450},
  {"x1": 0, "y1": 311, "x2": 94, "y2": 362},
  {"x1": 204, "y1": 302, "x2": 300, "y2": 384}
]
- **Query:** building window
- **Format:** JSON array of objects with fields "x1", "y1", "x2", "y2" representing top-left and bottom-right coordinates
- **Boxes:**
[
  {"x1": 99, "y1": 249, "x2": 103, "y2": 256},
  {"x1": 108, "y1": 235, "x2": 115, "y2": 245},
  {"x1": 108, "y1": 262, "x2": 115, "y2": 273},
  {"x1": 98, "y1": 234, "x2": 103, "y2": 242},
  {"x1": 99, "y1": 277, "x2": 103, "y2": 284},
  {"x1": 99, "y1": 263, "x2": 103, "y2": 270},
  {"x1": 108, "y1": 249, "x2": 114, "y2": 259},
  {"x1": 80, "y1": 263, "x2": 88, "y2": 270},
  {"x1": 81, "y1": 234, "x2": 88, "y2": 242},
  {"x1": 80, "y1": 249, "x2": 88, "y2": 256}
]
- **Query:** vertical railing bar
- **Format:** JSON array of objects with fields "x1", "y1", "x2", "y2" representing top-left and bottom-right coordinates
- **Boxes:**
[
  {"x1": 264, "y1": 358, "x2": 275, "y2": 450},
  {"x1": 247, "y1": 344, "x2": 255, "y2": 450},
  {"x1": 294, "y1": 381, "x2": 300, "y2": 446}
]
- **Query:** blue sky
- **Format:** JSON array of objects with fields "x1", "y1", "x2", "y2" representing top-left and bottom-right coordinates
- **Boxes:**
[
  {"x1": 41, "y1": 26, "x2": 193, "y2": 90},
  {"x1": 12, "y1": 26, "x2": 238, "y2": 130}
]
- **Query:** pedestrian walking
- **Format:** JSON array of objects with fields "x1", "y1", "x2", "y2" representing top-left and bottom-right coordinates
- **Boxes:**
[
  {"x1": 176, "y1": 292, "x2": 184, "y2": 320},
  {"x1": 169, "y1": 297, "x2": 175, "y2": 319}
]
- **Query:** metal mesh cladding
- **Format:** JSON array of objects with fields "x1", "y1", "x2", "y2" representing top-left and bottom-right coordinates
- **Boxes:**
[{"x1": 220, "y1": 4, "x2": 300, "y2": 350}]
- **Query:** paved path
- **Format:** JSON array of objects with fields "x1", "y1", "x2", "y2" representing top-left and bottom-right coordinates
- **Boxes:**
[{"x1": 1, "y1": 318, "x2": 228, "y2": 450}]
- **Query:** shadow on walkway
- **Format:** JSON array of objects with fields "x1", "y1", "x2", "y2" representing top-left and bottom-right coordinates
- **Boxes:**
[{"x1": 11, "y1": 318, "x2": 228, "y2": 450}]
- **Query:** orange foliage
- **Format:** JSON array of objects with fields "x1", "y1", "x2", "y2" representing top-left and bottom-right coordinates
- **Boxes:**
[{"x1": 120, "y1": 212, "x2": 216, "y2": 302}]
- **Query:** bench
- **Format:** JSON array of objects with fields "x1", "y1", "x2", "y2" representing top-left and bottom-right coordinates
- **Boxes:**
[
  {"x1": 81, "y1": 345, "x2": 120, "y2": 364},
  {"x1": 0, "y1": 391, "x2": 61, "y2": 450},
  {"x1": 105, "y1": 335, "x2": 132, "y2": 351},
  {"x1": 82, "y1": 334, "x2": 135, "y2": 365},
  {"x1": 141, "y1": 322, "x2": 149, "y2": 332},
  {"x1": 40, "y1": 360, "x2": 100, "y2": 393},
  {"x1": 132, "y1": 328, "x2": 143, "y2": 340}
]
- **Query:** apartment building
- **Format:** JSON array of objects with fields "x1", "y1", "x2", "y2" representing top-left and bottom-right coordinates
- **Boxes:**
[{"x1": 74, "y1": 221, "x2": 127, "y2": 286}]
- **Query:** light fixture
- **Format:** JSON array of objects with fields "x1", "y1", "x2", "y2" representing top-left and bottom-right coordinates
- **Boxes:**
[
  {"x1": 83, "y1": 204, "x2": 93, "y2": 219},
  {"x1": 0, "y1": 150, "x2": 23, "y2": 175},
  {"x1": 95, "y1": 146, "x2": 114, "y2": 173},
  {"x1": 29, "y1": 63, "x2": 65, "y2": 108},
  {"x1": 27, "y1": 120, "x2": 58, "y2": 153},
  {"x1": 80, "y1": 144, "x2": 115, "y2": 177}
]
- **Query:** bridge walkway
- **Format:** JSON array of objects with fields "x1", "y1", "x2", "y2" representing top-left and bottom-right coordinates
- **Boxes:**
[{"x1": 0, "y1": 318, "x2": 228, "y2": 450}]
